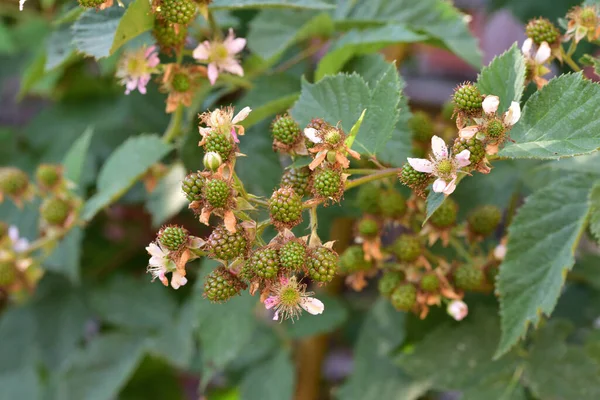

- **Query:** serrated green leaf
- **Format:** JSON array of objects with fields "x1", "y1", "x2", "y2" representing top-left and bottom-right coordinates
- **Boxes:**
[
  {"x1": 247, "y1": 10, "x2": 333, "y2": 61},
  {"x1": 63, "y1": 127, "x2": 94, "y2": 188},
  {"x1": 316, "y1": 25, "x2": 425, "y2": 80},
  {"x1": 590, "y1": 183, "x2": 600, "y2": 244},
  {"x1": 286, "y1": 293, "x2": 348, "y2": 338},
  {"x1": 290, "y1": 65, "x2": 401, "y2": 156},
  {"x1": 339, "y1": 0, "x2": 481, "y2": 68},
  {"x1": 45, "y1": 24, "x2": 77, "y2": 71},
  {"x1": 338, "y1": 299, "x2": 429, "y2": 400},
  {"x1": 500, "y1": 73, "x2": 600, "y2": 159},
  {"x1": 424, "y1": 191, "x2": 445, "y2": 222},
  {"x1": 82, "y1": 134, "x2": 172, "y2": 221},
  {"x1": 210, "y1": 0, "x2": 335, "y2": 10},
  {"x1": 60, "y1": 333, "x2": 147, "y2": 400},
  {"x1": 111, "y1": 0, "x2": 154, "y2": 54},
  {"x1": 537, "y1": 152, "x2": 600, "y2": 176},
  {"x1": 477, "y1": 43, "x2": 527, "y2": 113},
  {"x1": 496, "y1": 174, "x2": 594, "y2": 357},
  {"x1": 239, "y1": 350, "x2": 294, "y2": 400},
  {"x1": 146, "y1": 163, "x2": 188, "y2": 228},
  {"x1": 72, "y1": 6, "x2": 126, "y2": 59},
  {"x1": 524, "y1": 320, "x2": 600, "y2": 400}
]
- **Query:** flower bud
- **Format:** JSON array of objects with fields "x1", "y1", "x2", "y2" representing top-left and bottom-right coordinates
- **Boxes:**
[
  {"x1": 40, "y1": 196, "x2": 72, "y2": 226},
  {"x1": 203, "y1": 151, "x2": 223, "y2": 171},
  {"x1": 36, "y1": 164, "x2": 63, "y2": 191},
  {"x1": 447, "y1": 300, "x2": 468, "y2": 321}
]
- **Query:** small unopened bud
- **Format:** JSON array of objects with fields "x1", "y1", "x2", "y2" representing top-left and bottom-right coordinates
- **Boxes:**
[
  {"x1": 40, "y1": 196, "x2": 72, "y2": 226},
  {"x1": 447, "y1": 300, "x2": 468, "y2": 321},
  {"x1": 36, "y1": 164, "x2": 63, "y2": 191},
  {"x1": 204, "y1": 151, "x2": 223, "y2": 171}
]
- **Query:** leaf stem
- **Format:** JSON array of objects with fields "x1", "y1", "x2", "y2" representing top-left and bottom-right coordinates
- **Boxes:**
[
  {"x1": 561, "y1": 45, "x2": 581, "y2": 72},
  {"x1": 344, "y1": 168, "x2": 401, "y2": 191},
  {"x1": 163, "y1": 105, "x2": 184, "y2": 143},
  {"x1": 346, "y1": 168, "x2": 381, "y2": 175}
]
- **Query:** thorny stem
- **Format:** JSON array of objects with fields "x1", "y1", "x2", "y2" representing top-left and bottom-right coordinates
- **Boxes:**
[{"x1": 163, "y1": 105, "x2": 184, "y2": 143}]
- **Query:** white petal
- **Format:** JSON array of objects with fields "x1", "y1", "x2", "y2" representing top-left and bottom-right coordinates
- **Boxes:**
[
  {"x1": 454, "y1": 149, "x2": 471, "y2": 168},
  {"x1": 430, "y1": 136, "x2": 448, "y2": 159},
  {"x1": 447, "y1": 300, "x2": 468, "y2": 321},
  {"x1": 432, "y1": 178, "x2": 447, "y2": 193},
  {"x1": 224, "y1": 29, "x2": 246, "y2": 54},
  {"x1": 232, "y1": 106, "x2": 252, "y2": 124},
  {"x1": 407, "y1": 157, "x2": 433, "y2": 173},
  {"x1": 8, "y1": 226, "x2": 19, "y2": 242},
  {"x1": 535, "y1": 41, "x2": 551, "y2": 64},
  {"x1": 220, "y1": 59, "x2": 244, "y2": 76},
  {"x1": 273, "y1": 310, "x2": 280, "y2": 321},
  {"x1": 13, "y1": 238, "x2": 29, "y2": 253},
  {"x1": 170, "y1": 271, "x2": 188, "y2": 289},
  {"x1": 459, "y1": 126, "x2": 478, "y2": 139},
  {"x1": 192, "y1": 42, "x2": 211, "y2": 61},
  {"x1": 504, "y1": 101, "x2": 521, "y2": 126},
  {"x1": 494, "y1": 244, "x2": 507, "y2": 260},
  {"x1": 521, "y1": 38, "x2": 533, "y2": 56},
  {"x1": 19, "y1": 0, "x2": 26, "y2": 10},
  {"x1": 146, "y1": 242, "x2": 165, "y2": 258},
  {"x1": 442, "y1": 178, "x2": 457, "y2": 195},
  {"x1": 207, "y1": 63, "x2": 219, "y2": 85},
  {"x1": 300, "y1": 297, "x2": 325, "y2": 315},
  {"x1": 482, "y1": 95, "x2": 500, "y2": 114},
  {"x1": 304, "y1": 127, "x2": 322, "y2": 143},
  {"x1": 149, "y1": 255, "x2": 167, "y2": 268}
]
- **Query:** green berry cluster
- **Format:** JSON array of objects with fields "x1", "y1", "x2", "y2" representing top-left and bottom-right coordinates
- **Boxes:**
[
  {"x1": 0, "y1": 168, "x2": 29, "y2": 197},
  {"x1": 357, "y1": 217, "x2": 379, "y2": 238},
  {"x1": 40, "y1": 197, "x2": 71, "y2": 226},
  {"x1": 429, "y1": 198, "x2": 458, "y2": 229},
  {"x1": 78, "y1": 0, "x2": 105, "y2": 8},
  {"x1": 204, "y1": 132, "x2": 233, "y2": 161},
  {"x1": 468, "y1": 205, "x2": 502, "y2": 237},
  {"x1": 525, "y1": 18, "x2": 560, "y2": 45},
  {"x1": 159, "y1": 0, "x2": 197, "y2": 25},
  {"x1": 484, "y1": 119, "x2": 505, "y2": 139},
  {"x1": 279, "y1": 240, "x2": 307, "y2": 272},
  {"x1": 356, "y1": 184, "x2": 381, "y2": 214},
  {"x1": 36, "y1": 164, "x2": 61, "y2": 190},
  {"x1": 311, "y1": 168, "x2": 342, "y2": 199},
  {"x1": 399, "y1": 163, "x2": 430, "y2": 189},
  {"x1": 207, "y1": 225, "x2": 247, "y2": 260},
  {"x1": 203, "y1": 178, "x2": 231, "y2": 209},
  {"x1": 204, "y1": 267, "x2": 246, "y2": 302},
  {"x1": 390, "y1": 284, "x2": 417, "y2": 311},
  {"x1": 281, "y1": 167, "x2": 311, "y2": 197},
  {"x1": 271, "y1": 114, "x2": 301, "y2": 146},
  {"x1": 454, "y1": 264, "x2": 485, "y2": 291},
  {"x1": 453, "y1": 137, "x2": 485, "y2": 165},
  {"x1": 420, "y1": 274, "x2": 440, "y2": 292},
  {"x1": 182, "y1": 172, "x2": 204, "y2": 202},
  {"x1": 247, "y1": 247, "x2": 280, "y2": 280},
  {"x1": 409, "y1": 111, "x2": 435, "y2": 143},
  {"x1": 392, "y1": 234, "x2": 422, "y2": 263},
  {"x1": 378, "y1": 270, "x2": 405, "y2": 297},
  {"x1": 159, "y1": 225, "x2": 189, "y2": 251},
  {"x1": 269, "y1": 187, "x2": 303, "y2": 229},
  {"x1": 152, "y1": 20, "x2": 187, "y2": 52},
  {"x1": 379, "y1": 190, "x2": 407, "y2": 219},
  {"x1": 307, "y1": 246, "x2": 338, "y2": 283},
  {"x1": 339, "y1": 245, "x2": 371, "y2": 273},
  {"x1": 171, "y1": 73, "x2": 191, "y2": 93},
  {"x1": 453, "y1": 83, "x2": 482, "y2": 112}
]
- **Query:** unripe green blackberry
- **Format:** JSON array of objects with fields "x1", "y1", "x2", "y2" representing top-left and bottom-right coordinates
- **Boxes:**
[
  {"x1": 153, "y1": 20, "x2": 186, "y2": 51},
  {"x1": 307, "y1": 246, "x2": 338, "y2": 283},
  {"x1": 172, "y1": 73, "x2": 191, "y2": 92},
  {"x1": 158, "y1": 225, "x2": 189, "y2": 251},
  {"x1": 453, "y1": 137, "x2": 485, "y2": 165},
  {"x1": 453, "y1": 83, "x2": 482, "y2": 112},
  {"x1": 526, "y1": 18, "x2": 560, "y2": 46},
  {"x1": 0, "y1": 258, "x2": 16, "y2": 286},
  {"x1": 312, "y1": 168, "x2": 342, "y2": 199},
  {"x1": 204, "y1": 267, "x2": 245, "y2": 302},
  {"x1": 356, "y1": 184, "x2": 381, "y2": 214},
  {"x1": 36, "y1": 164, "x2": 61, "y2": 189},
  {"x1": 78, "y1": 0, "x2": 105, "y2": 8},
  {"x1": 279, "y1": 240, "x2": 307, "y2": 272},
  {"x1": 399, "y1": 163, "x2": 430, "y2": 187},
  {"x1": 429, "y1": 198, "x2": 458, "y2": 229},
  {"x1": 204, "y1": 132, "x2": 233, "y2": 161},
  {"x1": 484, "y1": 119, "x2": 505, "y2": 139},
  {"x1": 378, "y1": 270, "x2": 405, "y2": 297},
  {"x1": 390, "y1": 284, "x2": 417, "y2": 311},
  {"x1": 247, "y1": 247, "x2": 279, "y2": 280},
  {"x1": 339, "y1": 245, "x2": 371, "y2": 273},
  {"x1": 207, "y1": 225, "x2": 247, "y2": 260},
  {"x1": 357, "y1": 217, "x2": 379, "y2": 238},
  {"x1": 454, "y1": 265, "x2": 485, "y2": 291},
  {"x1": 468, "y1": 205, "x2": 502, "y2": 237},
  {"x1": 420, "y1": 274, "x2": 440, "y2": 292},
  {"x1": 203, "y1": 178, "x2": 231, "y2": 209},
  {"x1": 269, "y1": 188, "x2": 303, "y2": 229},
  {"x1": 409, "y1": 111, "x2": 435, "y2": 142},
  {"x1": 392, "y1": 234, "x2": 421, "y2": 263},
  {"x1": 379, "y1": 190, "x2": 407, "y2": 219},
  {"x1": 281, "y1": 167, "x2": 311, "y2": 198},
  {"x1": 0, "y1": 168, "x2": 29, "y2": 197},
  {"x1": 271, "y1": 114, "x2": 301, "y2": 146},
  {"x1": 40, "y1": 197, "x2": 71, "y2": 226},
  {"x1": 159, "y1": 0, "x2": 197, "y2": 25},
  {"x1": 182, "y1": 172, "x2": 204, "y2": 202}
]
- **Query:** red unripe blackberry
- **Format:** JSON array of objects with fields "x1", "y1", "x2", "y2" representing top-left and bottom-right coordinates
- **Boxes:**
[
  {"x1": 207, "y1": 225, "x2": 247, "y2": 261},
  {"x1": 204, "y1": 266, "x2": 245, "y2": 302},
  {"x1": 247, "y1": 247, "x2": 279, "y2": 280},
  {"x1": 307, "y1": 246, "x2": 338, "y2": 283}
]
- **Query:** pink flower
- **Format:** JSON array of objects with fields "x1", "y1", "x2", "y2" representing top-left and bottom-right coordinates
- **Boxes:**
[
  {"x1": 192, "y1": 28, "x2": 246, "y2": 85},
  {"x1": 199, "y1": 106, "x2": 251, "y2": 144},
  {"x1": 407, "y1": 136, "x2": 470, "y2": 195},
  {"x1": 263, "y1": 276, "x2": 324, "y2": 321},
  {"x1": 116, "y1": 46, "x2": 160, "y2": 95},
  {"x1": 447, "y1": 300, "x2": 468, "y2": 321}
]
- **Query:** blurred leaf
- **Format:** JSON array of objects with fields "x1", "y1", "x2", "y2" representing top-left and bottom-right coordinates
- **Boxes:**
[
  {"x1": 524, "y1": 320, "x2": 600, "y2": 400},
  {"x1": 500, "y1": 73, "x2": 600, "y2": 159},
  {"x1": 72, "y1": 6, "x2": 126, "y2": 59},
  {"x1": 0, "y1": 23, "x2": 16, "y2": 55},
  {"x1": 537, "y1": 152, "x2": 600, "y2": 176},
  {"x1": 286, "y1": 293, "x2": 348, "y2": 338},
  {"x1": 496, "y1": 174, "x2": 594, "y2": 357},
  {"x1": 146, "y1": 163, "x2": 188, "y2": 228},
  {"x1": 63, "y1": 127, "x2": 94, "y2": 189},
  {"x1": 82, "y1": 134, "x2": 172, "y2": 221},
  {"x1": 424, "y1": 191, "x2": 445, "y2": 223},
  {"x1": 570, "y1": 254, "x2": 600, "y2": 292},
  {"x1": 44, "y1": 228, "x2": 83, "y2": 282},
  {"x1": 316, "y1": 25, "x2": 425, "y2": 79},
  {"x1": 477, "y1": 43, "x2": 527, "y2": 113},
  {"x1": 590, "y1": 183, "x2": 600, "y2": 244},
  {"x1": 338, "y1": 299, "x2": 429, "y2": 400},
  {"x1": 210, "y1": 0, "x2": 335, "y2": 10},
  {"x1": 339, "y1": 0, "x2": 482, "y2": 68},
  {"x1": 248, "y1": 10, "x2": 333, "y2": 61},
  {"x1": 111, "y1": 0, "x2": 154, "y2": 54},
  {"x1": 60, "y1": 333, "x2": 146, "y2": 400},
  {"x1": 489, "y1": 0, "x2": 579, "y2": 23},
  {"x1": 239, "y1": 350, "x2": 294, "y2": 400},
  {"x1": 45, "y1": 24, "x2": 77, "y2": 71},
  {"x1": 120, "y1": 356, "x2": 186, "y2": 400}
]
